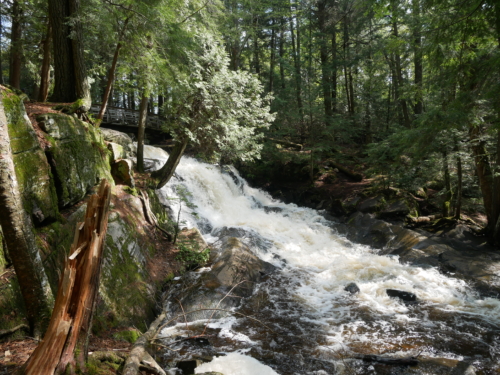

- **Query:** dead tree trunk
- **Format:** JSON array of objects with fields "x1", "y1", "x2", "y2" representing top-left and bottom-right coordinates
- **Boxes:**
[{"x1": 21, "y1": 179, "x2": 111, "y2": 375}]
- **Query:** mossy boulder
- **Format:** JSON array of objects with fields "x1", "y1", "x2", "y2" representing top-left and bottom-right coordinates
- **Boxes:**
[
  {"x1": 38, "y1": 191, "x2": 161, "y2": 332},
  {"x1": 2, "y1": 88, "x2": 59, "y2": 223},
  {"x1": 37, "y1": 113, "x2": 113, "y2": 207}
]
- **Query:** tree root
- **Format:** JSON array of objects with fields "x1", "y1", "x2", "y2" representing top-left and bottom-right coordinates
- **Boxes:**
[
  {"x1": 122, "y1": 312, "x2": 167, "y2": 375},
  {"x1": 139, "y1": 190, "x2": 172, "y2": 242}
]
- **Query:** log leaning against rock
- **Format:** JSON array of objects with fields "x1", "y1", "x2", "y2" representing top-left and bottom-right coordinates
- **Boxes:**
[{"x1": 21, "y1": 179, "x2": 111, "y2": 375}]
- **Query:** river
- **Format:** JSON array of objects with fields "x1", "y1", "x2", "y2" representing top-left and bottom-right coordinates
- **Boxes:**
[{"x1": 144, "y1": 146, "x2": 500, "y2": 374}]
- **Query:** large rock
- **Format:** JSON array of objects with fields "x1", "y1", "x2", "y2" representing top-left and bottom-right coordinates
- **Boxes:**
[
  {"x1": 107, "y1": 142, "x2": 126, "y2": 161},
  {"x1": 2, "y1": 88, "x2": 59, "y2": 223},
  {"x1": 37, "y1": 113, "x2": 113, "y2": 207},
  {"x1": 163, "y1": 236, "x2": 275, "y2": 323},
  {"x1": 378, "y1": 198, "x2": 412, "y2": 219},
  {"x1": 337, "y1": 212, "x2": 500, "y2": 296},
  {"x1": 100, "y1": 128, "x2": 136, "y2": 158},
  {"x1": 39, "y1": 190, "x2": 161, "y2": 329},
  {"x1": 111, "y1": 159, "x2": 135, "y2": 187}
]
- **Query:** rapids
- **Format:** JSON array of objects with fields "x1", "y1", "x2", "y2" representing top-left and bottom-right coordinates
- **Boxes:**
[{"x1": 144, "y1": 146, "x2": 500, "y2": 374}]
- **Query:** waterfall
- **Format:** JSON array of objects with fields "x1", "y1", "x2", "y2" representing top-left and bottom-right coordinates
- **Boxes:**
[{"x1": 145, "y1": 146, "x2": 500, "y2": 374}]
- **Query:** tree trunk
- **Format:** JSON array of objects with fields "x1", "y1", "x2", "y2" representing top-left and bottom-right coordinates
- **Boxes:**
[
  {"x1": 21, "y1": 179, "x2": 111, "y2": 375},
  {"x1": 97, "y1": 16, "x2": 131, "y2": 120},
  {"x1": 136, "y1": 91, "x2": 149, "y2": 173},
  {"x1": 331, "y1": 26, "x2": 337, "y2": 113},
  {"x1": 455, "y1": 148, "x2": 462, "y2": 220},
  {"x1": 289, "y1": 6, "x2": 304, "y2": 124},
  {"x1": 253, "y1": 15, "x2": 260, "y2": 76},
  {"x1": 442, "y1": 149, "x2": 452, "y2": 217},
  {"x1": 9, "y1": 0, "x2": 22, "y2": 90},
  {"x1": 317, "y1": 0, "x2": 333, "y2": 128},
  {"x1": 49, "y1": 0, "x2": 90, "y2": 105},
  {"x1": 152, "y1": 139, "x2": 189, "y2": 189},
  {"x1": 0, "y1": 92, "x2": 52, "y2": 339},
  {"x1": 158, "y1": 93, "x2": 164, "y2": 116},
  {"x1": 279, "y1": 17, "x2": 286, "y2": 90},
  {"x1": 413, "y1": 0, "x2": 423, "y2": 116},
  {"x1": 38, "y1": 22, "x2": 52, "y2": 102},
  {"x1": 269, "y1": 18, "x2": 275, "y2": 92},
  {"x1": 469, "y1": 125, "x2": 494, "y2": 228},
  {"x1": 391, "y1": 0, "x2": 411, "y2": 128}
]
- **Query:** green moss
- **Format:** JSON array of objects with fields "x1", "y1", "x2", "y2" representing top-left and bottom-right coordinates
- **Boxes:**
[
  {"x1": 123, "y1": 186, "x2": 138, "y2": 196},
  {"x1": 0, "y1": 276, "x2": 28, "y2": 334},
  {"x1": 42, "y1": 113, "x2": 113, "y2": 207},
  {"x1": 1, "y1": 88, "x2": 59, "y2": 221},
  {"x1": 113, "y1": 328, "x2": 141, "y2": 343}
]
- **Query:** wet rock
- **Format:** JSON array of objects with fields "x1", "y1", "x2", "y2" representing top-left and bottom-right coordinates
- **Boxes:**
[
  {"x1": 358, "y1": 196, "x2": 385, "y2": 214},
  {"x1": 163, "y1": 237, "x2": 276, "y2": 323},
  {"x1": 212, "y1": 226, "x2": 273, "y2": 252},
  {"x1": 378, "y1": 198, "x2": 411, "y2": 219},
  {"x1": 177, "y1": 359, "x2": 202, "y2": 374},
  {"x1": 264, "y1": 206, "x2": 283, "y2": 214},
  {"x1": 111, "y1": 159, "x2": 135, "y2": 187},
  {"x1": 343, "y1": 196, "x2": 361, "y2": 214},
  {"x1": 451, "y1": 361, "x2": 477, "y2": 375},
  {"x1": 344, "y1": 282, "x2": 360, "y2": 294},
  {"x1": 386, "y1": 289, "x2": 417, "y2": 303}
]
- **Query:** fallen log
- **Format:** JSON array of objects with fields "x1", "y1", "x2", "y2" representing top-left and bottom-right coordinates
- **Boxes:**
[
  {"x1": 122, "y1": 312, "x2": 167, "y2": 375},
  {"x1": 20, "y1": 179, "x2": 111, "y2": 375},
  {"x1": 406, "y1": 214, "x2": 443, "y2": 225},
  {"x1": 0, "y1": 324, "x2": 29, "y2": 339},
  {"x1": 267, "y1": 138, "x2": 303, "y2": 151},
  {"x1": 325, "y1": 159, "x2": 363, "y2": 182}
]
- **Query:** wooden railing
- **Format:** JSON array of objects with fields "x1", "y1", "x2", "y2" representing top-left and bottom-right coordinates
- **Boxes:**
[{"x1": 90, "y1": 105, "x2": 164, "y2": 130}]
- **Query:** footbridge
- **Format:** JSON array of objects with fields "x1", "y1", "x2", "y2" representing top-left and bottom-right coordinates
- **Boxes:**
[{"x1": 90, "y1": 105, "x2": 164, "y2": 130}]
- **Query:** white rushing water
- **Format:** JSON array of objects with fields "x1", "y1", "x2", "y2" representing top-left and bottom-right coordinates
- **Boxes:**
[{"x1": 145, "y1": 146, "x2": 500, "y2": 372}]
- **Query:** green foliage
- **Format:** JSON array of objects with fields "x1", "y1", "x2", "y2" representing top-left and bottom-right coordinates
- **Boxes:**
[
  {"x1": 176, "y1": 242, "x2": 210, "y2": 270},
  {"x1": 123, "y1": 186, "x2": 138, "y2": 196},
  {"x1": 163, "y1": 33, "x2": 275, "y2": 164}
]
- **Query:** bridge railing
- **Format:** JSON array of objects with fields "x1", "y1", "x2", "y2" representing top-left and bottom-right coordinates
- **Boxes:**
[{"x1": 89, "y1": 105, "x2": 164, "y2": 130}]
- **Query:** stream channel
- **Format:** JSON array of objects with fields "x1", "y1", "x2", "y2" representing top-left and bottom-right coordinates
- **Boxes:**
[{"x1": 144, "y1": 146, "x2": 500, "y2": 375}]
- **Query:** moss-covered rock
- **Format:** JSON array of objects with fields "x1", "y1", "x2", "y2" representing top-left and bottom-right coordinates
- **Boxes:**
[
  {"x1": 2, "y1": 88, "x2": 59, "y2": 224},
  {"x1": 37, "y1": 113, "x2": 113, "y2": 207},
  {"x1": 38, "y1": 191, "x2": 159, "y2": 332}
]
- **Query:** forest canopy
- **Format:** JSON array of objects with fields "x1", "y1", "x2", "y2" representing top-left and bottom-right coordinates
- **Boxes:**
[{"x1": 1, "y1": 0, "x2": 499, "y2": 243}]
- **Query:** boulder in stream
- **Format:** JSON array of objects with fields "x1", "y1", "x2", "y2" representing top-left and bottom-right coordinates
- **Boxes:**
[
  {"x1": 163, "y1": 236, "x2": 276, "y2": 323},
  {"x1": 344, "y1": 282, "x2": 360, "y2": 294},
  {"x1": 386, "y1": 289, "x2": 417, "y2": 303}
]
